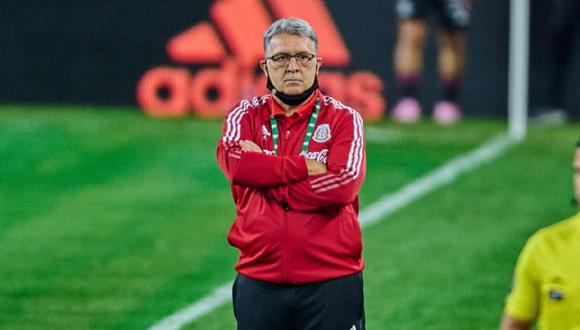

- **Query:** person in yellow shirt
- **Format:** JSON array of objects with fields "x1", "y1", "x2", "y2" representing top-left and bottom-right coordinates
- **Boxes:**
[{"x1": 500, "y1": 141, "x2": 580, "y2": 330}]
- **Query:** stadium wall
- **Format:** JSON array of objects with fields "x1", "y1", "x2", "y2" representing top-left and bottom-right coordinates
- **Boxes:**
[{"x1": 1, "y1": 0, "x2": 579, "y2": 118}]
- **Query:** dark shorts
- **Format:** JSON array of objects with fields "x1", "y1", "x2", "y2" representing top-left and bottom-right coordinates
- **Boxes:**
[
  {"x1": 395, "y1": 0, "x2": 472, "y2": 29},
  {"x1": 550, "y1": 0, "x2": 580, "y2": 33},
  {"x1": 232, "y1": 273, "x2": 365, "y2": 330}
]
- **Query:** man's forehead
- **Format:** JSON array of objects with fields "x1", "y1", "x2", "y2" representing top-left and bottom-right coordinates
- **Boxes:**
[{"x1": 268, "y1": 34, "x2": 314, "y2": 51}]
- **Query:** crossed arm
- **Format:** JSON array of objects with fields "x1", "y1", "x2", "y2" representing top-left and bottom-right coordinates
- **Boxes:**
[
  {"x1": 222, "y1": 138, "x2": 365, "y2": 211},
  {"x1": 217, "y1": 107, "x2": 365, "y2": 211},
  {"x1": 239, "y1": 140, "x2": 327, "y2": 176}
]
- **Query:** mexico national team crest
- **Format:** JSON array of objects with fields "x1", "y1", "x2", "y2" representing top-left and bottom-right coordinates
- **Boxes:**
[{"x1": 313, "y1": 124, "x2": 331, "y2": 143}]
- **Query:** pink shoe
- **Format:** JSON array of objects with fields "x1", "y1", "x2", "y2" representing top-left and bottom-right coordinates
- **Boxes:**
[
  {"x1": 433, "y1": 101, "x2": 462, "y2": 124},
  {"x1": 392, "y1": 97, "x2": 421, "y2": 123}
]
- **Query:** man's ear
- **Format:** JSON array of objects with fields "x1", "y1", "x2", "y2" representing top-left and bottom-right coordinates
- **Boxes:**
[
  {"x1": 315, "y1": 57, "x2": 323, "y2": 75},
  {"x1": 259, "y1": 60, "x2": 269, "y2": 77}
]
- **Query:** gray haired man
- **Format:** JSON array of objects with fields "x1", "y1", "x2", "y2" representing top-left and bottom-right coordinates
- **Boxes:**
[{"x1": 217, "y1": 17, "x2": 367, "y2": 330}]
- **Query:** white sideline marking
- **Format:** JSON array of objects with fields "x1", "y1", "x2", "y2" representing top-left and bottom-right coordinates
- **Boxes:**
[
  {"x1": 360, "y1": 134, "x2": 515, "y2": 226},
  {"x1": 148, "y1": 134, "x2": 515, "y2": 330},
  {"x1": 365, "y1": 126, "x2": 402, "y2": 143},
  {"x1": 148, "y1": 283, "x2": 233, "y2": 330}
]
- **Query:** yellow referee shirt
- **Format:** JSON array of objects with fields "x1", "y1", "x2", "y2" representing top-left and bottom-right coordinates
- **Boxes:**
[{"x1": 504, "y1": 212, "x2": 580, "y2": 329}]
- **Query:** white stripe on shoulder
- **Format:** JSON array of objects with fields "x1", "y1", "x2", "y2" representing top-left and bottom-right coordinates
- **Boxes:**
[
  {"x1": 223, "y1": 100, "x2": 249, "y2": 143},
  {"x1": 252, "y1": 95, "x2": 270, "y2": 107},
  {"x1": 312, "y1": 97, "x2": 364, "y2": 191},
  {"x1": 324, "y1": 97, "x2": 364, "y2": 178},
  {"x1": 223, "y1": 95, "x2": 270, "y2": 143}
]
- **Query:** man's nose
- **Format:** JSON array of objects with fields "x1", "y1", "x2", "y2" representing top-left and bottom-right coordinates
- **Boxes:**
[{"x1": 286, "y1": 57, "x2": 300, "y2": 71}]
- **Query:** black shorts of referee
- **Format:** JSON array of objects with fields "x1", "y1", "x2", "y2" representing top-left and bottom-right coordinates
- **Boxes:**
[{"x1": 232, "y1": 272, "x2": 365, "y2": 330}]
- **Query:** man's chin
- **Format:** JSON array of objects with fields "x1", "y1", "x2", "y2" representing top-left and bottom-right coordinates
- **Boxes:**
[{"x1": 279, "y1": 87, "x2": 305, "y2": 95}]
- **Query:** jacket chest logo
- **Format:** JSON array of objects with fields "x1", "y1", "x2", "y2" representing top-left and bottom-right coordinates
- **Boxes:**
[
  {"x1": 261, "y1": 125, "x2": 271, "y2": 140},
  {"x1": 302, "y1": 149, "x2": 329, "y2": 164},
  {"x1": 312, "y1": 124, "x2": 331, "y2": 143}
]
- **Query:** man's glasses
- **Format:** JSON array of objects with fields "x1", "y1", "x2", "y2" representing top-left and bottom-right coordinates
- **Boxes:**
[{"x1": 266, "y1": 53, "x2": 317, "y2": 68}]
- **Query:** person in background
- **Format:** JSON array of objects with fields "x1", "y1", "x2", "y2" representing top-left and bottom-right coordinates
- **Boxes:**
[
  {"x1": 216, "y1": 17, "x2": 366, "y2": 330},
  {"x1": 531, "y1": 0, "x2": 580, "y2": 124},
  {"x1": 500, "y1": 141, "x2": 580, "y2": 330},
  {"x1": 391, "y1": 0, "x2": 472, "y2": 124}
]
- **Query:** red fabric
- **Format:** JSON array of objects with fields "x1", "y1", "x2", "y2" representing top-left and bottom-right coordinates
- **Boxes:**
[{"x1": 216, "y1": 91, "x2": 366, "y2": 284}]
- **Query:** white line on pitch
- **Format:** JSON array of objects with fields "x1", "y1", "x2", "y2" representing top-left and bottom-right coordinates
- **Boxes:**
[
  {"x1": 365, "y1": 126, "x2": 402, "y2": 143},
  {"x1": 149, "y1": 283, "x2": 233, "y2": 330},
  {"x1": 148, "y1": 133, "x2": 516, "y2": 330},
  {"x1": 359, "y1": 134, "x2": 515, "y2": 226}
]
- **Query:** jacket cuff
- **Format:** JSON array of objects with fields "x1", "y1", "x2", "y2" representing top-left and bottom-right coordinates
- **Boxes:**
[{"x1": 283, "y1": 155, "x2": 308, "y2": 183}]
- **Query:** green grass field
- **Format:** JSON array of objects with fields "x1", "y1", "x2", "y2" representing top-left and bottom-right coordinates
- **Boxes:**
[{"x1": 1, "y1": 105, "x2": 578, "y2": 329}]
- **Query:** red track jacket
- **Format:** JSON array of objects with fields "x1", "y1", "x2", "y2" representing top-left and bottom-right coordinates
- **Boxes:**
[{"x1": 216, "y1": 90, "x2": 366, "y2": 284}]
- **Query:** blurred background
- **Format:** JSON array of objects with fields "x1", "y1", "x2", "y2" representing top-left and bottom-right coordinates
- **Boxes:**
[
  {"x1": 1, "y1": 0, "x2": 578, "y2": 117},
  {"x1": 1, "y1": 1, "x2": 579, "y2": 329}
]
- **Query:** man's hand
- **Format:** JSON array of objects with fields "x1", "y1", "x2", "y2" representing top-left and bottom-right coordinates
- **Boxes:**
[
  {"x1": 500, "y1": 315, "x2": 533, "y2": 330},
  {"x1": 305, "y1": 159, "x2": 327, "y2": 176},
  {"x1": 240, "y1": 140, "x2": 263, "y2": 153}
]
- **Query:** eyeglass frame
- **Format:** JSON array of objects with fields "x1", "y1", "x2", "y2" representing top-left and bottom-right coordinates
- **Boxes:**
[{"x1": 264, "y1": 52, "x2": 319, "y2": 68}]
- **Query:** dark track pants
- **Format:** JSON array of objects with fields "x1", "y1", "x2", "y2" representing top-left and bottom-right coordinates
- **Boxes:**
[{"x1": 232, "y1": 273, "x2": 365, "y2": 330}]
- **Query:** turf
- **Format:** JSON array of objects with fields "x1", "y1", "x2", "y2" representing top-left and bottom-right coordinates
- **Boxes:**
[{"x1": 0, "y1": 105, "x2": 577, "y2": 329}]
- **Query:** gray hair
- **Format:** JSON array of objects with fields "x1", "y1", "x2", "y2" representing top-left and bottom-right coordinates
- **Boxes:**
[{"x1": 263, "y1": 18, "x2": 318, "y2": 56}]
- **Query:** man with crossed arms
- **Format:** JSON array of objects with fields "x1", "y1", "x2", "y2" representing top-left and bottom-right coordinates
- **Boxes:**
[{"x1": 217, "y1": 18, "x2": 367, "y2": 330}]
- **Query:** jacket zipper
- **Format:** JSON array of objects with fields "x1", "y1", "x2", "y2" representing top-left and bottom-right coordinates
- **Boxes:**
[
  {"x1": 282, "y1": 205, "x2": 289, "y2": 282},
  {"x1": 278, "y1": 118, "x2": 289, "y2": 282}
]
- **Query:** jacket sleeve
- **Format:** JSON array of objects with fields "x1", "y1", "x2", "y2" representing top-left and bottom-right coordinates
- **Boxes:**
[
  {"x1": 268, "y1": 108, "x2": 366, "y2": 211},
  {"x1": 216, "y1": 99, "x2": 309, "y2": 188}
]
